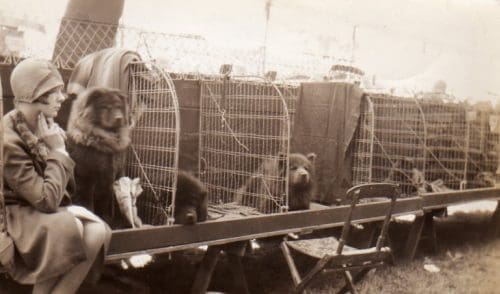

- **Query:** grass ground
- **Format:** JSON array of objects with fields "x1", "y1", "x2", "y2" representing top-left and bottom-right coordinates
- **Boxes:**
[
  {"x1": 1, "y1": 209, "x2": 499, "y2": 293},
  {"x1": 303, "y1": 211, "x2": 500, "y2": 294},
  {"x1": 215, "y1": 209, "x2": 500, "y2": 293}
]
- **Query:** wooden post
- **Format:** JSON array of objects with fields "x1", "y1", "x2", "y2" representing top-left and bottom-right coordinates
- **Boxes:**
[
  {"x1": 489, "y1": 200, "x2": 500, "y2": 237},
  {"x1": 423, "y1": 212, "x2": 438, "y2": 253},
  {"x1": 225, "y1": 242, "x2": 250, "y2": 294},
  {"x1": 190, "y1": 242, "x2": 249, "y2": 294},
  {"x1": 403, "y1": 214, "x2": 426, "y2": 261},
  {"x1": 190, "y1": 246, "x2": 222, "y2": 294}
]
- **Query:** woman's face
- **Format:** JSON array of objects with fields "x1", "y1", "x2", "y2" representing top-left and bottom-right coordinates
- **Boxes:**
[{"x1": 35, "y1": 86, "x2": 66, "y2": 118}]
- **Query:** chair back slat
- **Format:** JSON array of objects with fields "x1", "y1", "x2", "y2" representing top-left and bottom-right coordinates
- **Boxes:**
[
  {"x1": 337, "y1": 183, "x2": 400, "y2": 254},
  {"x1": 345, "y1": 183, "x2": 399, "y2": 201}
]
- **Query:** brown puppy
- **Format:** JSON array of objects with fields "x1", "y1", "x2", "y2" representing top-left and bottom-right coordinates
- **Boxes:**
[
  {"x1": 173, "y1": 171, "x2": 208, "y2": 225},
  {"x1": 236, "y1": 152, "x2": 316, "y2": 213},
  {"x1": 66, "y1": 87, "x2": 131, "y2": 224}
]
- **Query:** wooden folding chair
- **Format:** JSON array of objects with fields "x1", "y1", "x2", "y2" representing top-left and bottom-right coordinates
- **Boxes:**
[{"x1": 280, "y1": 183, "x2": 400, "y2": 294}]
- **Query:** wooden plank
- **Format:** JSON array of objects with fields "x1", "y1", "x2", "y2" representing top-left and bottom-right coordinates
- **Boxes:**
[
  {"x1": 422, "y1": 187, "x2": 500, "y2": 210},
  {"x1": 107, "y1": 197, "x2": 422, "y2": 259}
]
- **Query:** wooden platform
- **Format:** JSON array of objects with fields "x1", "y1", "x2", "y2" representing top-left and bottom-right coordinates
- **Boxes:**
[{"x1": 106, "y1": 197, "x2": 422, "y2": 262}]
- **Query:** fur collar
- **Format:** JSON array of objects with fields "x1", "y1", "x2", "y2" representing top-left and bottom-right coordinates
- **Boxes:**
[
  {"x1": 12, "y1": 110, "x2": 50, "y2": 163},
  {"x1": 68, "y1": 126, "x2": 130, "y2": 153}
]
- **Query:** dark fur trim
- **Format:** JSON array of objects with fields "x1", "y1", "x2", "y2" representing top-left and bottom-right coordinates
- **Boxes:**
[{"x1": 12, "y1": 110, "x2": 50, "y2": 163}]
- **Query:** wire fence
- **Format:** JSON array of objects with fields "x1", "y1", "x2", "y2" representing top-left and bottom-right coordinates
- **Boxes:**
[{"x1": 1, "y1": 17, "x2": 342, "y2": 81}]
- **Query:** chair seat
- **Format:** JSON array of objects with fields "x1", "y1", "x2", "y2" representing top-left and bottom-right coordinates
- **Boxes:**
[
  {"x1": 285, "y1": 237, "x2": 357, "y2": 259},
  {"x1": 280, "y1": 183, "x2": 400, "y2": 293},
  {"x1": 285, "y1": 237, "x2": 391, "y2": 267}
]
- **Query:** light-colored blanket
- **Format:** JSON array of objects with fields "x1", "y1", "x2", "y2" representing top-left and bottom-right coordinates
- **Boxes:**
[{"x1": 67, "y1": 48, "x2": 141, "y2": 95}]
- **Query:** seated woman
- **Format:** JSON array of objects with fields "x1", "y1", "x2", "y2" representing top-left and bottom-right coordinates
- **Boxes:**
[{"x1": 2, "y1": 58, "x2": 111, "y2": 294}]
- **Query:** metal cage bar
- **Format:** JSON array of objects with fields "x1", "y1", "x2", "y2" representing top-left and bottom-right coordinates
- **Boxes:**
[
  {"x1": 352, "y1": 94, "x2": 427, "y2": 196},
  {"x1": 126, "y1": 61, "x2": 180, "y2": 226},
  {"x1": 199, "y1": 77, "x2": 290, "y2": 215},
  {"x1": 418, "y1": 100, "x2": 467, "y2": 190}
]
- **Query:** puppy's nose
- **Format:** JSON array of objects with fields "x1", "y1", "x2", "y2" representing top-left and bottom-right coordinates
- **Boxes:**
[
  {"x1": 114, "y1": 112, "x2": 124, "y2": 120},
  {"x1": 113, "y1": 114, "x2": 124, "y2": 126},
  {"x1": 185, "y1": 212, "x2": 196, "y2": 225}
]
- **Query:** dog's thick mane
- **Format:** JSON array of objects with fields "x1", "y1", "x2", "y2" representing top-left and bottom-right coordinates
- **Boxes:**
[{"x1": 67, "y1": 87, "x2": 131, "y2": 153}]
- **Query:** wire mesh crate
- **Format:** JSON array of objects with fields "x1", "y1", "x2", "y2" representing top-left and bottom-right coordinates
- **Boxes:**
[
  {"x1": 352, "y1": 94, "x2": 426, "y2": 195},
  {"x1": 465, "y1": 109, "x2": 500, "y2": 188},
  {"x1": 275, "y1": 83, "x2": 299, "y2": 133},
  {"x1": 352, "y1": 93, "x2": 499, "y2": 195},
  {"x1": 419, "y1": 100, "x2": 467, "y2": 190},
  {"x1": 126, "y1": 61, "x2": 180, "y2": 226},
  {"x1": 199, "y1": 78, "x2": 290, "y2": 215}
]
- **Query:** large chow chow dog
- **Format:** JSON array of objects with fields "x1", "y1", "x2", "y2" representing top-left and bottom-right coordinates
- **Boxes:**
[
  {"x1": 236, "y1": 152, "x2": 316, "y2": 212},
  {"x1": 66, "y1": 87, "x2": 131, "y2": 223},
  {"x1": 173, "y1": 171, "x2": 208, "y2": 225}
]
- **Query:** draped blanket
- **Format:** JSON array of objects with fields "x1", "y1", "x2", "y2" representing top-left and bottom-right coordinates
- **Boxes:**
[
  {"x1": 291, "y1": 82, "x2": 363, "y2": 204},
  {"x1": 67, "y1": 48, "x2": 141, "y2": 96}
]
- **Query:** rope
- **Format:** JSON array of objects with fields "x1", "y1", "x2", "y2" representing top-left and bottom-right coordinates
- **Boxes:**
[
  {"x1": 402, "y1": 121, "x2": 463, "y2": 182},
  {"x1": 205, "y1": 83, "x2": 250, "y2": 152}
]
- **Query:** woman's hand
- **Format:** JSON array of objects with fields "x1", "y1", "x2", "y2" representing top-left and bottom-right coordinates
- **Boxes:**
[{"x1": 37, "y1": 113, "x2": 66, "y2": 152}]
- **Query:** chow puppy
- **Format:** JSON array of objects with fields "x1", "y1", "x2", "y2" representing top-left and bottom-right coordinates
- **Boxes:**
[
  {"x1": 174, "y1": 171, "x2": 208, "y2": 225},
  {"x1": 66, "y1": 87, "x2": 131, "y2": 223},
  {"x1": 236, "y1": 152, "x2": 316, "y2": 212}
]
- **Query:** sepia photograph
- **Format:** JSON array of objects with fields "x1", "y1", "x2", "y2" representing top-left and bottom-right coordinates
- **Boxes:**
[{"x1": 0, "y1": 0, "x2": 499, "y2": 293}]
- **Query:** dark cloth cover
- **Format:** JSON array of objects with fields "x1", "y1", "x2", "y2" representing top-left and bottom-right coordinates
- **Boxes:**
[{"x1": 291, "y1": 82, "x2": 363, "y2": 204}]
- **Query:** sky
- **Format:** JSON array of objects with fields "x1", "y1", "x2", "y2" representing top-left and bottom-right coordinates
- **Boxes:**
[{"x1": 1, "y1": 0, "x2": 499, "y2": 102}]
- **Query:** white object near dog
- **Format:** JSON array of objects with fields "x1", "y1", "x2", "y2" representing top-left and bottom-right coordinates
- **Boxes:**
[{"x1": 113, "y1": 177, "x2": 144, "y2": 228}]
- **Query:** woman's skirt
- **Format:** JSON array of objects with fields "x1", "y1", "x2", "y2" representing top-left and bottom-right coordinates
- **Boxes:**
[{"x1": 5, "y1": 204, "x2": 110, "y2": 284}]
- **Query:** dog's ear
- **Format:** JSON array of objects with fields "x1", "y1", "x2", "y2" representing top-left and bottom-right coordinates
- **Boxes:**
[
  {"x1": 84, "y1": 88, "x2": 107, "y2": 107},
  {"x1": 306, "y1": 152, "x2": 317, "y2": 164}
]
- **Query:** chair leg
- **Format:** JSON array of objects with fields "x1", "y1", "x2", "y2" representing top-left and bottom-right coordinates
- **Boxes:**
[
  {"x1": 341, "y1": 269, "x2": 357, "y2": 294},
  {"x1": 280, "y1": 242, "x2": 302, "y2": 287},
  {"x1": 386, "y1": 235, "x2": 396, "y2": 266},
  {"x1": 296, "y1": 256, "x2": 331, "y2": 294},
  {"x1": 338, "y1": 268, "x2": 371, "y2": 294}
]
